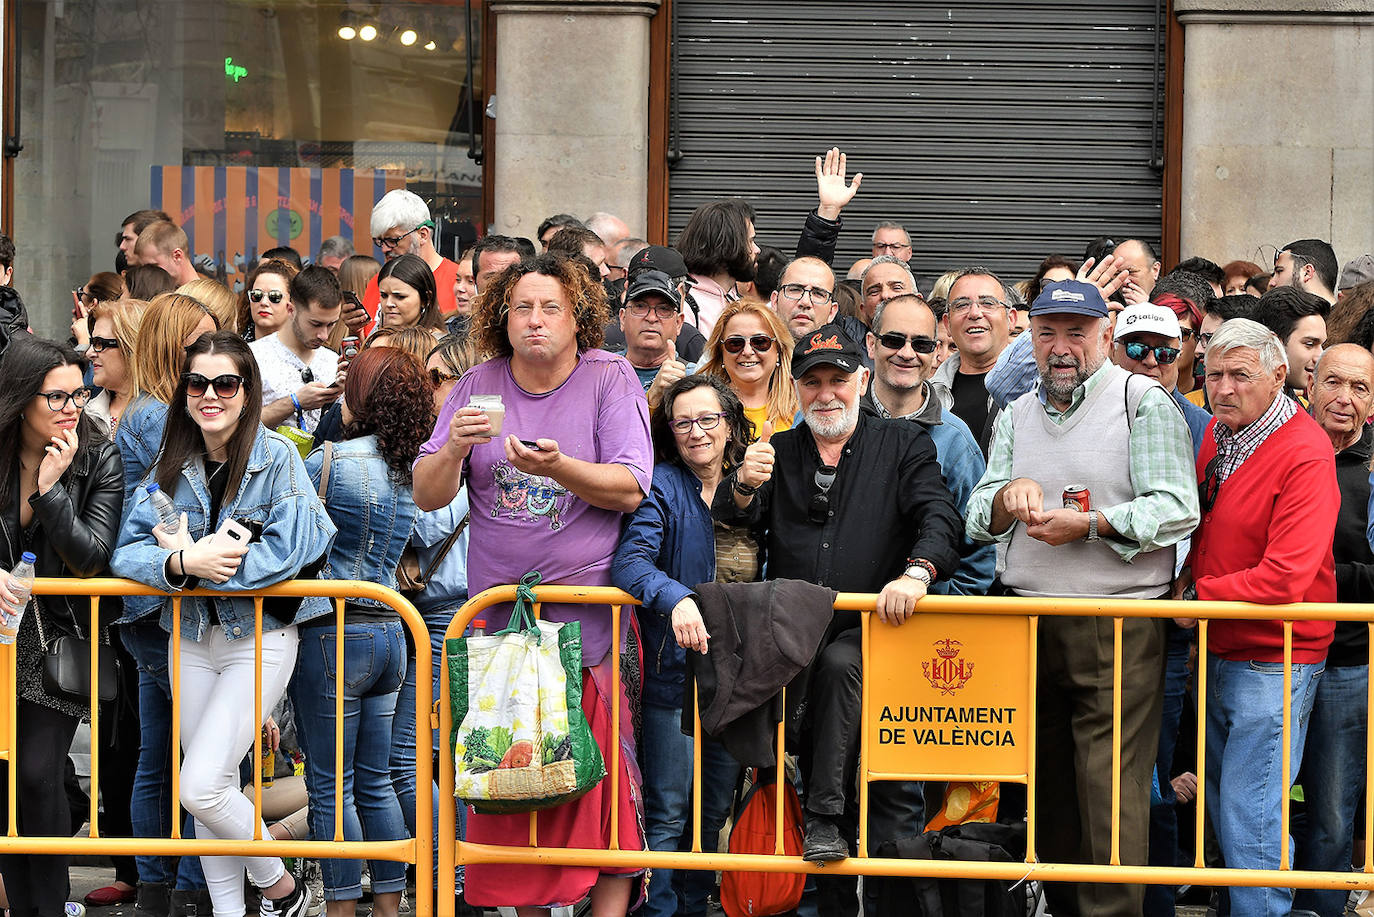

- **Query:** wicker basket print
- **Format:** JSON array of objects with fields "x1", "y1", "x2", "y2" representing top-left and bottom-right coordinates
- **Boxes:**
[{"x1": 447, "y1": 573, "x2": 605, "y2": 814}]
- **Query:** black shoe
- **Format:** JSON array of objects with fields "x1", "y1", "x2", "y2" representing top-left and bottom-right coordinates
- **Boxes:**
[
  {"x1": 802, "y1": 815, "x2": 849, "y2": 862},
  {"x1": 269, "y1": 882, "x2": 314, "y2": 917},
  {"x1": 170, "y1": 888, "x2": 213, "y2": 917},
  {"x1": 454, "y1": 893, "x2": 484, "y2": 917},
  {"x1": 134, "y1": 883, "x2": 172, "y2": 917}
]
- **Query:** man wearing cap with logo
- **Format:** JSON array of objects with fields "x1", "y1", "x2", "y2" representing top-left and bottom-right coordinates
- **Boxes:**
[
  {"x1": 966, "y1": 280, "x2": 1199, "y2": 917},
  {"x1": 619, "y1": 269, "x2": 697, "y2": 409},
  {"x1": 1113, "y1": 302, "x2": 1212, "y2": 456},
  {"x1": 714, "y1": 322, "x2": 961, "y2": 913},
  {"x1": 603, "y1": 245, "x2": 708, "y2": 363}
]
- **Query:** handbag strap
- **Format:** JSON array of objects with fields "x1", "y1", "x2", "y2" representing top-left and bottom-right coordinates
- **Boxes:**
[
  {"x1": 316, "y1": 441, "x2": 334, "y2": 500},
  {"x1": 419, "y1": 512, "x2": 470, "y2": 583}
]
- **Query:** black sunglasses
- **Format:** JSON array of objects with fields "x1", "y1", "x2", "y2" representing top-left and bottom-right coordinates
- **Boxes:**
[
  {"x1": 1122, "y1": 342, "x2": 1181, "y2": 365},
  {"x1": 429, "y1": 368, "x2": 459, "y2": 387},
  {"x1": 249, "y1": 289, "x2": 285, "y2": 304},
  {"x1": 722, "y1": 334, "x2": 775, "y2": 354},
  {"x1": 1200, "y1": 455, "x2": 1221, "y2": 512},
  {"x1": 876, "y1": 332, "x2": 938, "y2": 354},
  {"x1": 88, "y1": 336, "x2": 121, "y2": 354},
  {"x1": 183, "y1": 373, "x2": 245, "y2": 399},
  {"x1": 808, "y1": 464, "x2": 838, "y2": 525}
]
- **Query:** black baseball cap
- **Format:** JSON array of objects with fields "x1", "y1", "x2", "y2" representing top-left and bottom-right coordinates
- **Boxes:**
[
  {"x1": 791, "y1": 322, "x2": 865, "y2": 378},
  {"x1": 625, "y1": 269, "x2": 681, "y2": 310},
  {"x1": 628, "y1": 245, "x2": 689, "y2": 280}
]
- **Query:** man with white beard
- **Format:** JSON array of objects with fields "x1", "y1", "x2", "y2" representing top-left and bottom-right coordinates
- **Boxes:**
[{"x1": 714, "y1": 322, "x2": 962, "y2": 916}]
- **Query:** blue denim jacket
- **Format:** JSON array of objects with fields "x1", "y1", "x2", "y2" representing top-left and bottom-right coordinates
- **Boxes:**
[
  {"x1": 411, "y1": 487, "x2": 470, "y2": 615},
  {"x1": 114, "y1": 395, "x2": 168, "y2": 623},
  {"x1": 305, "y1": 435, "x2": 417, "y2": 610},
  {"x1": 611, "y1": 461, "x2": 716, "y2": 708},
  {"x1": 111, "y1": 425, "x2": 338, "y2": 640}
]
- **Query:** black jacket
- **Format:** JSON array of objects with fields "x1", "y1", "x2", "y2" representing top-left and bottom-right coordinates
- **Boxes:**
[
  {"x1": 0, "y1": 437, "x2": 124, "y2": 635},
  {"x1": 688, "y1": 579, "x2": 836, "y2": 767},
  {"x1": 0, "y1": 287, "x2": 29, "y2": 356},
  {"x1": 795, "y1": 210, "x2": 841, "y2": 266},
  {"x1": 1331, "y1": 424, "x2": 1374, "y2": 666}
]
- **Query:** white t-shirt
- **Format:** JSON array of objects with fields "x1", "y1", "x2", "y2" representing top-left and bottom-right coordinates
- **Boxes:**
[{"x1": 249, "y1": 332, "x2": 340, "y2": 433}]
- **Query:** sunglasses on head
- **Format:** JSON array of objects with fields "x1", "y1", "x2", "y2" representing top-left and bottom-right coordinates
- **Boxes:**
[
  {"x1": 876, "y1": 332, "x2": 938, "y2": 354},
  {"x1": 1122, "y1": 342, "x2": 1181, "y2": 365},
  {"x1": 249, "y1": 289, "x2": 285, "y2": 304},
  {"x1": 722, "y1": 334, "x2": 775, "y2": 354},
  {"x1": 183, "y1": 373, "x2": 245, "y2": 399}
]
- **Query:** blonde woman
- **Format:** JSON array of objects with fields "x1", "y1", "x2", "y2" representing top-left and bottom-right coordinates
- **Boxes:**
[
  {"x1": 178, "y1": 278, "x2": 240, "y2": 334},
  {"x1": 697, "y1": 298, "x2": 798, "y2": 438},
  {"x1": 85, "y1": 298, "x2": 148, "y2": 438}
]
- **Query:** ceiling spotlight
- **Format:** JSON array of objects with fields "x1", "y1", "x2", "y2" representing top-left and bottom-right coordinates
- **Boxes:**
[
  {"x1": 400, "y1": 29, "x2": 417, "y2": 46},
  {"x1": 337, "y1": 25, "x2": 356, "y2": 40},
  {"x1": 424, "y1": 40, "x2": 437, "y2": 51},
  {"x1": 359, "y1": 23, "x2": 378, "y2": 41}
]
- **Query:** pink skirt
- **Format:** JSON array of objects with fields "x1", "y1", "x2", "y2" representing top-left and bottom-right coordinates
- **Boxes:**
[{"x1": 464, "y1": 666, "x2": 645, "y2": 908}]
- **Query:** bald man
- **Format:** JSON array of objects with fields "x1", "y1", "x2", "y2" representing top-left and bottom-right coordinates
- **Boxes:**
[{"x1": 1294, "y1": 343, "x2": 1374, "y2": 915}]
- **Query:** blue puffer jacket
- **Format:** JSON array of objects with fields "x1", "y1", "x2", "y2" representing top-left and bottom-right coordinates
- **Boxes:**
[
  {"x1": 611, "y1": 461, "x2": 716, "y2": 709},
  {"x1": 112, "y1": 425, "x2": 338, "y2": 641},
  {"x1": 306, "y1": 436, "x2": 416, "y2": 610}
]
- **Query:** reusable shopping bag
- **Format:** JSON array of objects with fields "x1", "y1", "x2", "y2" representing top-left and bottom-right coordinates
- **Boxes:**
[{"x1": 446, "y1": 572, "x2": 605, "y2": 814}]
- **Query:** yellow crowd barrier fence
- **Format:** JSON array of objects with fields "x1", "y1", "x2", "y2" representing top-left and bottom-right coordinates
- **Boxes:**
[
  {"x1": 439, "y1": 584, "x2": 1374, "y2": 903},
  {"x1": 0, "y1": 578, "x2": 433, "y2": 917}
]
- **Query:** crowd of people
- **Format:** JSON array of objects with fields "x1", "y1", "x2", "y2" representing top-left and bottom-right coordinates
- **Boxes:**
[{"x1": 0, "y1": 145, "x2": 1372, "y2": 917}]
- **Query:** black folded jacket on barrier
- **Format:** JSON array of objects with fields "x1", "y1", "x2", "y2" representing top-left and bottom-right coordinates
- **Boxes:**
[{"x1": 685, "y1": 578, "x2": 836, "y2": 767}]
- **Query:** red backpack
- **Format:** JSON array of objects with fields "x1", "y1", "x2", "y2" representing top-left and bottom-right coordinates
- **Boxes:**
[{"x1": 720, "y1": 767, "x2": 806, "y2": 917}]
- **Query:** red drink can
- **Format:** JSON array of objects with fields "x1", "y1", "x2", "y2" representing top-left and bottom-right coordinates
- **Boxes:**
[{"x1": 1063, "y1": 485, "x2": 1091, "y2": 513}]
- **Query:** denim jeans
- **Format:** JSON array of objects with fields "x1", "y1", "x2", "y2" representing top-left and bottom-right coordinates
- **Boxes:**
[
  {"x1": 1146, "y1": 623, "x2": 1192, "y2": 916},
  {"x1": 390, "y1": 603, "x2": 467, "y2": 891},
  {"x1": 119, "y1": 621, "x2": 207, "y2": 891},
  {"x1": 293, "y1": 621, "x2": 409, "y2": 901},
  {"x1": 678, "y1": 737, "x2": 742, "y2": 917},
  {"x1": 1205, "y1": 654, "x2": 1322, "y2": 917},
  {"x1": 1293, "y1": 663, "x2": 1367, "y2": 917}
]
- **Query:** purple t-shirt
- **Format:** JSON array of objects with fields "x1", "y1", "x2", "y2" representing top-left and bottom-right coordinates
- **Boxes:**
[{"x1": 419, "y1": 349, "x2": 653, "y2": 666}]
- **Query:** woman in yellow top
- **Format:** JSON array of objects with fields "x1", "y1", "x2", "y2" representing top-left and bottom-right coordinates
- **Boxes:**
[{"x1": 698, "y1": 298, "x2": 798, "y2": 440}]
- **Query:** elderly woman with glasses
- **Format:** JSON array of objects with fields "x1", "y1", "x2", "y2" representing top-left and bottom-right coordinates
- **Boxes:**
[
  {"x1": 697, "y1": 299, "x2": 798, "y2": 440},
  {"x1": 611, "y1": 374, "x2": 756, "y2": 917}
]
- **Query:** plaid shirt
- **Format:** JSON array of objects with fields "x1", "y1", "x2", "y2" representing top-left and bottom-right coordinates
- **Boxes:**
[{"x1": 1212, "y1": 393, "x2": 1297, "y2": 484}]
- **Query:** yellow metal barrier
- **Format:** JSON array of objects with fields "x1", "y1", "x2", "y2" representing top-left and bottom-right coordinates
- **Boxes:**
[
  {"x1": 438, "y1": 586, "x2": 1374, "y2": 903},
  {"x1": 1, "y1": 578, "x2": 433, "y2": 917}
]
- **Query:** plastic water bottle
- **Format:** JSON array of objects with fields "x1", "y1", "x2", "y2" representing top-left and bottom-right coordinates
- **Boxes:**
[
  {"x1": 0, "y1": 551, "x2": 36, "y2": 645},
  {"x1": 65, "y1": 902, "x2": 86, "y2": 917},
  {"x1": 147, "y1": 482, "x2": 180, "y2": 534}
]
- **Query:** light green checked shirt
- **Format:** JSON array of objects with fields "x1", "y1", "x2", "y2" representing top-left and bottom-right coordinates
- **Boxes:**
[{"x1": 966, "y1": 362, "x2": 1200, "y2": 562}]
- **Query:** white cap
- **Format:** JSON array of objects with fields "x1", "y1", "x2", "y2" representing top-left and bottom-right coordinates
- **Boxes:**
[{"x1": 1113, "y1": 303, "x2": 1181, "y2": 341}]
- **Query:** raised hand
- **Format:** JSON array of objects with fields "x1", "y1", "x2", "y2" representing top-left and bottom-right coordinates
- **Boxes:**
[{"x1": 815, "y1": 148, "x2": 863, "y2": 220}]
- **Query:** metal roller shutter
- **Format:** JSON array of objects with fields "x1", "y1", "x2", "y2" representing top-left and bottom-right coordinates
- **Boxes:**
[{"x1": 666, "y1": 1, "x2": 1165, "y2": 285}]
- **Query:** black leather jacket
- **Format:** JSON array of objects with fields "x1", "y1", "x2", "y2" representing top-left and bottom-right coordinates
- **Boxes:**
[{"x1": 0, "y1": 438, "x2": 124, "y2": 635}]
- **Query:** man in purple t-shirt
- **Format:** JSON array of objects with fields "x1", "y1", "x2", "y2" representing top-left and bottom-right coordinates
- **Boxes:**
[{"x1": 413, "y1": 253, "x2": 652, "y2": 669}]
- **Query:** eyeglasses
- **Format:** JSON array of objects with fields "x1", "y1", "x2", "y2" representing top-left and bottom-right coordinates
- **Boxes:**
[
  {"x1": 38, "y1": 388, "x2": 92, "y2": 411},
  {"x1": 722, "y1": 334, "x2": 776, "y2": 354},
  {"x1": 778, "y1": 283, "x2": 833, "y2": 306},
  {"x1": 1197, "y1": 331, "x2": 1215, "y2": 346},
  {"x1": 1200, "y1": 455, "x2": 1221, "y2": 512},
  {"x1": 73, "y1": 287, "x2": 96, "y2": 305},
  {"x1": 873, "y1": 242, "x2": 911, "y2": 254},
  {"x1": 249, "y1": 289, "x2": 285, "y2": 304},
  {"x1": 372, "y1": 222, "x2": 429, "y2": 250},
  {"x1": 876, "y1": 332, "x2": 938, "y2": 354},
  {"x1": 88, "y1": 336, "x2": 121, "y2": 354},
  {"x1": 183, "y1": 373, "x2": 245, "y2": 399},
  {"x1": 669, "y1": 412, "x2": 727, "y2": 435},
  {"x1": 429, "y1": 368, "x2": 459, "y2": 387},
  {"x1": 1177, "y1": 327, "x2": 1199, "y2": 341},
  {"x1": 949, "y1": 296, "x2": 1009, "y2": 315},
  {"x1": 1122, "y1": 342, "x2": 1181, "y2": 365},
  {"x1": 808, "y1": 464, "x2": 838, "y2": 525},
  {"x1": 626, "y1": 300, "x2": 680, "y2": 319}
]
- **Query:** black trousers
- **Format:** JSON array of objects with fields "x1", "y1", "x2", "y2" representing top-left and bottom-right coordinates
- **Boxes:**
[{"x1": 0, "y1": 699, "x2": 82, "y2": 917}]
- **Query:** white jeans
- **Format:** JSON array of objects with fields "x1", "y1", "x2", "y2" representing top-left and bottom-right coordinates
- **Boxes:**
[{"x1": 172, "y1": 625, "x2": 299, "y2": 917}]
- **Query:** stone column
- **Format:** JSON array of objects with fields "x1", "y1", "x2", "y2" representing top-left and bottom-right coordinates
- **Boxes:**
[
  {"x1": 1176, "y1": 0, "x2": 1373, "y2": 269},
  {"x1": 489, "y1": 0, "x2": 661, "y2": 240}
]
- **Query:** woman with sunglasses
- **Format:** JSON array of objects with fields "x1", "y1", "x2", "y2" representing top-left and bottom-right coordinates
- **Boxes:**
[
  {"x1": 295, "y1": 346, "x2": 432, "y2": 917},
  {"x1": 0, "y1": 334, "x2": 123, "y2": 917},
  {"x1": 85, "y1": 298, "x2": 148, "y2": 439},
  {"x1": 611, "y1": 374, "x2": 753, "y2": 917},
  {"x1": 377, "y1": 254, "x2": 444, "y2": 337},
  {"x1": 112, "y1": 331, "x2": 335, "y2": 917},
  {"x1": 237, "y1": 259, "x2": 299, "y2": 342},
  {"x1": 698, "y1": 298, "x2": 798, "y2": 439}
]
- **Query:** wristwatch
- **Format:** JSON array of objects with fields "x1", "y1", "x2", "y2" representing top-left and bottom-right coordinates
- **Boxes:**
[
  {"x1": 1084, "y1": 511, "x2": 1100, "y2": 543},
  {"x1": 903, "y1": 559, "x2": 935, "y2": 587}
]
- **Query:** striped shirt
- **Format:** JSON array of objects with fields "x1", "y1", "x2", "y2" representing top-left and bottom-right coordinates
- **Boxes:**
[{"x1": 1211, "y1": 393, "x2": 1297, "y2": 484}]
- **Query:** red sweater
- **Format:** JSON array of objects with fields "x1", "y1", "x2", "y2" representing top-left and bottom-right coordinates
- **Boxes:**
[{"x1": 1189, "y1": 409, "x2": 1338, "y2": 662}]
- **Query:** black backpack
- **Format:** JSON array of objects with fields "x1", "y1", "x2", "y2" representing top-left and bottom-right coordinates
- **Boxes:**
[{"x1": 874, "y1": 822, "x2": 1042, "y2": 917}]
